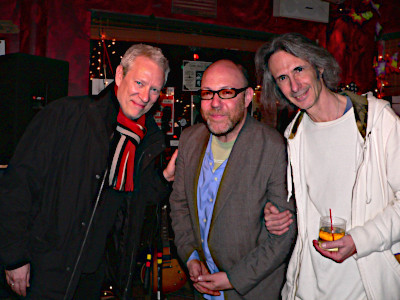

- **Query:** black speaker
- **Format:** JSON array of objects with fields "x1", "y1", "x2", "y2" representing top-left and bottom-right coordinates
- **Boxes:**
[{"x1": 0, "y1": 53, "x2": 69, "y2": 164}]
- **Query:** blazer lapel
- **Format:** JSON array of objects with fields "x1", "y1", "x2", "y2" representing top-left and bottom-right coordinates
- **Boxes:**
[
  {"x1": 186, "y1": 126, "x2": 210, "y2": 242},
  {"x1": 210, "y1": 115, "x2": 252, "y2": 229}
]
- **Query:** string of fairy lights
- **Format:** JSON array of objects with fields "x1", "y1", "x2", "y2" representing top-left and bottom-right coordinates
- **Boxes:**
[
  {"x1": 89, "y1": 38, "x2": 119, "y2": 80},
  {"x1": 91, "y1": 3, "x2": 400, "y2": 99}
]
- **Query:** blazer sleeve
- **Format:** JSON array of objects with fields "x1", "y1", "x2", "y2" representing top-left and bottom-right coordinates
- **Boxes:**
[{"x1": 226, "y1": 138, "x2": 297, "y2": 295}]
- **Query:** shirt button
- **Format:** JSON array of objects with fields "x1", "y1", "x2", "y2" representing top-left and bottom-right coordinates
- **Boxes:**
[
  {"x1": 201, "y1": 239, "x2": 204, "y2": 243},
  {"x1": 209, "y1": 198, "x2": 213, "y2": 202},
  {"x1": 203, "y1": 218, "x2": 207, "y2": 223},
  {"x1": 209, "y1": 162, "x2": 212, "y2": 166},
  {"x1": 95, "y1": 174, "x2": 100, "y2": 179},
  {"x1": 214, "y1": 177, "x2": 218, "y2": 181},
  {"x1": 81, "y1": 222, "x2": 86, "y2": 227}
]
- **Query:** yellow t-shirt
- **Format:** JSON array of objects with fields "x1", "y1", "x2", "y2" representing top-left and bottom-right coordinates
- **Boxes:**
[{"x1": 211, "y1": 135, "x2": 235, "y2": 171}]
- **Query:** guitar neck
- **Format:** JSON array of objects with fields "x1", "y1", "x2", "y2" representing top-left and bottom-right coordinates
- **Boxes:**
[{"x1": 160, "y1": 205, "x2": 171, "y2": 252}]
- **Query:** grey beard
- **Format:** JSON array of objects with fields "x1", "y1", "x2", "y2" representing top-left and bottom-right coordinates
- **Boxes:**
[{"x1": 206, "y1": 118, "x2": 241, "y2": 137}]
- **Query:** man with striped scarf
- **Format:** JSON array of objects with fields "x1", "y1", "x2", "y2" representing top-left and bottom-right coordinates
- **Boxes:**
[{"x1": 0, "y1": 44, "x2": 177, "y2": 299}]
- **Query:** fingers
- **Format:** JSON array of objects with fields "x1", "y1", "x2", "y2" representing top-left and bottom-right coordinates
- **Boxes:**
[
  {"x1": 312, "y1": 240, "x2": 347, "y2": 263},
  {"x1": 5, "y1": 264, "x2": 30, "y2": 297},
  {"x1": 199, "y1": 262, "x2": 210, "y2": 275},
  {"x1": 319, "y1": 239, "x2": 343, "y2": 251},
  {"x1": 193, "y1": 283, "x2": 221, "y2": 296},
  {"x1": 265, "y1": 209, "x2": 292, "y2": 221},
  {"x1": 197, "y1": 273, "x2": 212, "y2": 282},
  {"x1": 171, "y1": 149, "x2": 178, "y2": 160},
  {"x1": 7, "y1": 277, "x2": 28, "y2": 296},
  {"x1": 269, "y1": 227, "x2": 290, "y2": 235},
  {"x1": 271, "y1": 219, "x2": 293, "y2": 231},
  {"x1": 168, "y1": 149, "x2": 178, "y2": 170},
  {"x1": 313, "y1": 235, "x2": 357, "y2": 263},
  {"x1": 187, "y1": 260, "x2": 201, "y2": 282},
  {"x1": 265, "y1": 214, "x2": 293, "y2": 228},
  {"x1": 269, "y1": 204, "x2": 281, "y2": 214},
  {"x1": 264, "y1": 202, "x2": 273, "y2": 214},
  {"x1": 15, "y1": 280, "x2": 28, "y2": 297},
  {"x1": 187, "y1": 260, "x2": 211, "y2": 283},
  {"x1": 195, "y1": 274, "x2": 222, "y2": 296},
  {"x1": 163, "y1": 149, "x2": 178, "y2": 182},
  {"x1": 191, "y1": 270, "x2": 221, "y2": 295},
  {"x1": 313, "y1": 240, "x2": 332, "y2": 255},
  {"x1": 265, "y1": 209, "x2": 293, "y2": 236},
  {"x1": 188, "y1": 261, "x2": 224, "y2": 296},
  {"x1": 264, "y1": 204, "x2": 292, "y2": 224}
]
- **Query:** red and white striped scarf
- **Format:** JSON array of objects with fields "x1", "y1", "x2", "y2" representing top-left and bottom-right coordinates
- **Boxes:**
[{"x1": 108, "y1": 109, "x2": 147, "y2": 192}]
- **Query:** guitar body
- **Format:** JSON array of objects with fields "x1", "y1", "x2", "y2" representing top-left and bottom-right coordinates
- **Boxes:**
[
  {"x1": 140, "y1": 205, "x2": 187, "y2": 295},
  {"x1": 151, "y1": 248, "x2": 187, "y2": 294}
]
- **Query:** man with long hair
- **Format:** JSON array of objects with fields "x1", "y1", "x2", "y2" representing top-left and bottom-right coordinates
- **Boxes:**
[{"x1": 256, "y1": 32, "x2": 400, "y2": 299}]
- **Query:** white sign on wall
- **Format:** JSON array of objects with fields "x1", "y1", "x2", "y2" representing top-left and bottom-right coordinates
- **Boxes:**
[
  {"x1": 0, "y1": 40, "x2": 5, "y2": 56},
  {"x1": 91, "y1": 78, "x2": 114, "y2": 95},
  {"x1": 182, "y1": 60, "x2": 212, "y2": 91}
]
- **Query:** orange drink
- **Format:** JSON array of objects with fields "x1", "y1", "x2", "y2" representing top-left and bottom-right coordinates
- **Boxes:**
[{"x1": 318, "y1": 216, "x2": 346, "y2": 252}]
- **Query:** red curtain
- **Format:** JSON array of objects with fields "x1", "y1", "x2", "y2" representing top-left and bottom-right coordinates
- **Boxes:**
[
  {"x1": 43, "y1": 0, "x2": 328, "y2": 95},
  {"x1": 327, "y1": 18, "x2": 376, "y2": 93},
  {"x1": 1, "y1": 0, "x2": 399, "y2": 96}
]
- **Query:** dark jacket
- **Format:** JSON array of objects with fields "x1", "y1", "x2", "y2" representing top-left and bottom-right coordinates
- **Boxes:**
[{"x1": 0, "y1": 84, "x2": 170, "y2": 299}]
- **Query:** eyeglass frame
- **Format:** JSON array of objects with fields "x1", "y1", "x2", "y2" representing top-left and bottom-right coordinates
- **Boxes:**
[{"x1": 199, "y1": 86, "x2": 249, "y2": 100}]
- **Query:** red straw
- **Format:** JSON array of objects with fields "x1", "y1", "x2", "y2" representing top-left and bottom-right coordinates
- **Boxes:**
[{"x1": 330, "y1": 209, "x2": 335, "y2": 241}]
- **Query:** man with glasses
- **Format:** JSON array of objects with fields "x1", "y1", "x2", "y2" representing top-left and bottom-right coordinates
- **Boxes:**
[{"x1": 169, "y1": 59, "x2": 296, "y2": 299}]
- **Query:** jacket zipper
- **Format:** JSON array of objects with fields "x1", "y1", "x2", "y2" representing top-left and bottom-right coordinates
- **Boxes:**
[
  {"x1": 64, "y1": 169, "x2": 109, "y2": 300},
  {"x1": 122, "y1": 138, "x2": 165, "y2": 299}
]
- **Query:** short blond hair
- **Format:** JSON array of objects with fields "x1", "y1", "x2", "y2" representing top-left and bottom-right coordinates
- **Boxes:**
[{"x1": 120, "y1": 44, "x2": 170, "y2": 84}]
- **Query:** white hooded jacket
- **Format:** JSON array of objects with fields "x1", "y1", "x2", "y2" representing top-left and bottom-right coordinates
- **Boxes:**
[{"x1": 283, "y1": 91, "x2": 400, "y2": 300}]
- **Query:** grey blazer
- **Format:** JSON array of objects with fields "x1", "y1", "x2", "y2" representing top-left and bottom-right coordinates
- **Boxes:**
[{"x1": 170, "y1": 115, "x2": 296, "y2": 299}]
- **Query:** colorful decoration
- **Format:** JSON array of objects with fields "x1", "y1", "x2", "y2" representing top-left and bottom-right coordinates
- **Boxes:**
[
  {"x1": 373, "y1": 57, "x2": 386, "y2": 77},
  {"x1": 375, "y1": 22, "x2": 382, "y2": 36},
  {"x1": 387, "y1": 52, "x2": 400, "y2": 74},
  {"x1": 362, "y1": 0, "x2": 380, "y2": 15},
  {"x1": 361, "y1": 11, "x2": 373, "y2": 20},
  {"x1": 340, "y1": 0, "x2": 383, "y2": 91},
  {"x1": 349, "y1": 9, "x2": 363, "y2": 24},
  {"x1": 350, "y1": 2, "x2": 400, "y2": 98},
  {"x1": 345, "y1": 0, "x2": 380, "y2": 26},
  {"x1": 349, "y1": 9, "x2": 373, "y2": 24},
  {"x1": 373, "y1": 38, "x2": 400, "y2": 98}
]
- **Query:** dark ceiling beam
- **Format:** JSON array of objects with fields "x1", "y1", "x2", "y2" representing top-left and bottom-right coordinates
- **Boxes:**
[{"x1": 90, "y1": 10, "x2": 275, "y2": 52}]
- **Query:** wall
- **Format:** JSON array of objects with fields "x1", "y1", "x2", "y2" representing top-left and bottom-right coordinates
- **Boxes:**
[{"x1": 1, "y1": 0, "x2": 399, "y2": 96}]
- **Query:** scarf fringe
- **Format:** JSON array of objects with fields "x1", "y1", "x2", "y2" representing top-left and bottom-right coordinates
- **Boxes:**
[{"x1": 108, "y1": 111, "x2": 146, "y2": 192}]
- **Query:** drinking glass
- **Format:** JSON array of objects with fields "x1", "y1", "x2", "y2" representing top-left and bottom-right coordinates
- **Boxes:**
[{"x1": 318, "y1": 216, "x2": 346, "y2": 251}]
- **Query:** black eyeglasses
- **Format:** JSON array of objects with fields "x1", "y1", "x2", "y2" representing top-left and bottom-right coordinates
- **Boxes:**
[{"x1": 199, "y1": 87, "x2": 248, "y2": 100}]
